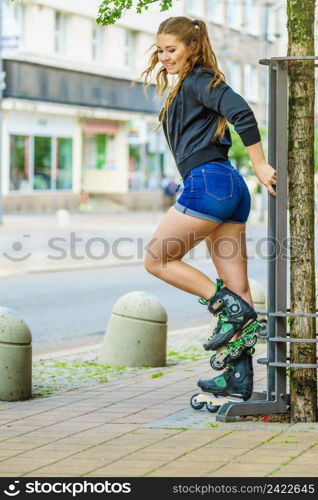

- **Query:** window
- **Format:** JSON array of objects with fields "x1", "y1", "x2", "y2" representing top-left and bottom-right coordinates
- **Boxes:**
[
  {"x1": 92, "y1": 23, "x2": 104, "y2": 62},
  {"x1": 9, "y1": 135, "x2": 73, "y2": 191},
  {"x1": 84, "y1": 134, "x2": 116, "y2": 170},
  {"x1": 244, "y1": 0, "x2": 259, "y2": 36},
  {"x1": 33, "y1": 136, "x2": 52, "y2": 190},
  {"x1": 57, "y1": 138, "x2": 73, "y2": 189},
  {"x1": 227, "y1": 0, "x2": 242, "y2": 30},
  {"x1": 10, "y1": 135, "x2": 29, "y2": 191},
  {"x1": 12, "y1": 1, "x2": 24, "y2": 26},
  {"x1": 244, "y1": 64, "x2": 259, "y2": 102},
  {"x1": 227, "y1": 61, "x2": 241, "y2": 93},
  {"x1": 186, "y1": 0, "x2": 204, "y2": 17},
  {"x1": 124, "y1": 29, "x2": 136, "y2": 67},
  {"x1": 266, "y1": 4, "x2": 278, "y2": 43},
  {"x1": 54, "y1": 11, "x2": 66, "y2": 53},
  {"x1": 207, "y1": 0, "x2": 223, "y2": 24}
]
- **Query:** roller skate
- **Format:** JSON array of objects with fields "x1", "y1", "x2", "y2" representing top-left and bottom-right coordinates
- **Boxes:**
[
  {"x1": 209, "y1": 319, "x2": 268, "y2": 371},
  {"x1": 190, "y1": 350, "x2": 254, "y2": 413},
  {"x1": 199, "y1": 279, "x2": 259, "y2": 351}
]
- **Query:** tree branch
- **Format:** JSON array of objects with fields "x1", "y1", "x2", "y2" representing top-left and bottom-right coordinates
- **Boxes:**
[{"x1": 97, "y1": 0, "x2": 173, "y2": 25}]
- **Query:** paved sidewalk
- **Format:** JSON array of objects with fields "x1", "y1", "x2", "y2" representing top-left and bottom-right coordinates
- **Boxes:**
[{"x1": 0, "y1": 342, "x2": 317, "y2": 478}]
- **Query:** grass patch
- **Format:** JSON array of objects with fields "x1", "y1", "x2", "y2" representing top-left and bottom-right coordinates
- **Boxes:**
[
  {"x1": 271, "y1": 440, "x2": 298, "y2": 444},
  {"x1": 281, "y1": 456, "x2": 297, "y2": 467},
  {"x1": 167, "y1": 346, "x2": 209, "y2": 363},
  {"x1": 32, "y1": 359, "x2": 155, "y2": 398},
  {"x1": 32, "y1": 342, "x2": 210, "y2": 398},
  {"x1": 166, "y1": 427, "x2": 189, "y2": 431}
]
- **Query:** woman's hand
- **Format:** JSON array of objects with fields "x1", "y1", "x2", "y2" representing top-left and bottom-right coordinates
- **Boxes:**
[{"x1": 254, "y1": 162, "x2": 277, "y2": 197}]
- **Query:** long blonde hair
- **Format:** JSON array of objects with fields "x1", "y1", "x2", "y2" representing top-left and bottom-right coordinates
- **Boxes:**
[{"x1": 141, "y1": 16, "x2": 228, "y2": 142}]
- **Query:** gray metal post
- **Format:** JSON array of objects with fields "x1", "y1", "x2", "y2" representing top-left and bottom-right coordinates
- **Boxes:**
[
  {"x1": 266, "y1": 60, "x2": 288, "y2": 402},
  {"x1": 266, "y1": 60, "x2": 278, "y2": 400},
  {"x1": 273, "y1": 60, "x2": 288, "y2": 403}
]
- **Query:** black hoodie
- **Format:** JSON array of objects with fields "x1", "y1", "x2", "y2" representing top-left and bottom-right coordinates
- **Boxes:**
[{"x1": 162, "y1": 66, "x2": 261, "y2": 180}]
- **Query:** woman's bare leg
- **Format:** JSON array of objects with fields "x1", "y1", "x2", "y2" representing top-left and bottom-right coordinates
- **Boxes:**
[
  {"x1": 205, "y1": 222, "x2": 253, "y2": 339},
  {"x1": 144, "y1": 206, "x2": 220, "y2": 300},
  {"x1": 205, "y1": 222, "x2": 253, "y2": 304}
]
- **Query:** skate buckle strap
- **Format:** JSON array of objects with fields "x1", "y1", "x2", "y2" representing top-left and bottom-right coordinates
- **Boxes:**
[
  {"x1": 198, "y1": 297, "x2": 224, "y2": 311},
  {"x1": 214, "y1": 298, "x2": 224, "y2": 308},
  {"x1": 209, "y1": 298, "x2": 224, "y2": 313},
  {"x1": 198, "y1": 280, "x2": 224, "y2": 307},
  {"x1": 216, "y1": 279, "x2": 224, "y2": 292},
  {"x1": 198, "y1": 297, "x2": 209, "y2": 305}
]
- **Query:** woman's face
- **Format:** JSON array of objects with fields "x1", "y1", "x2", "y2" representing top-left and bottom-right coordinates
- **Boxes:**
[{"x1": 157, "y1": 33, "x2": 190, "y2": 75}]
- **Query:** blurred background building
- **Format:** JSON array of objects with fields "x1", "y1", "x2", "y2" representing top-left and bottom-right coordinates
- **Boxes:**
[{"x1": 1, "y1": 0, "x2": 287, "y2": 213}]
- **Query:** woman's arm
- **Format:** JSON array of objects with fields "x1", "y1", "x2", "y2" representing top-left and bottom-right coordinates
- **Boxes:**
[{"x1": 246, "y1": 141, "x2": 277, "y2": 197}]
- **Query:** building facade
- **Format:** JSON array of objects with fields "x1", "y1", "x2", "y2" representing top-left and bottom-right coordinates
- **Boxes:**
[{"x1": 1, "y1": 0, "x2": 284, "y2": 212}]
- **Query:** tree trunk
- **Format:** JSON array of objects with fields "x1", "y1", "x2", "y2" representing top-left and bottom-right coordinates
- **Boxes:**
[{"x1": 287, "y1": 0, "x2": 317, "y2": 422}]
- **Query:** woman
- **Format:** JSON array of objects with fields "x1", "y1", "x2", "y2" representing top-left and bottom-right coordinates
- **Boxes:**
[{"x1": 142, "y1": 17, "x2": 276, "y2": 400}]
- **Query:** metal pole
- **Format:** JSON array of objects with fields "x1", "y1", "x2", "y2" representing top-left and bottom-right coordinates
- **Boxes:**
[
  {"x1": 267, "y1": 61, "x2": 277, "y2": 400},
  {"x1": 0, "y1": 0, "x2": 4, "y2": 225}
]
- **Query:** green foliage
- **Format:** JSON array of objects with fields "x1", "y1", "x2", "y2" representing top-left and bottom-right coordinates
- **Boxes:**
[
  {"x1": 97, "y1": 0, "x2": 173, "y2": 25},
  {"x1": 229, "y1": 124, "x2": 268, "y2": 172}
]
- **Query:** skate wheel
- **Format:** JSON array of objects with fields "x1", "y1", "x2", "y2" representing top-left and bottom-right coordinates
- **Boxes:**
[
  {"x1": 205, "y1": 401, "x2": 219, "y2": 413},
  {"x1": 257, "y1": 320, "x2": 269, "y2": 338},
  {"x1": 210, "y1": 354, "x2": 226, "y2": 371},
  {"x1": 190, "y1": 393, "x2": 205, "y2": 410},
  {"x1": 243, "y1": 335, "x2": 257, "y2": 348},
  {"x1": 229, "y1": 347, "x2": 242, "y2": 360}
]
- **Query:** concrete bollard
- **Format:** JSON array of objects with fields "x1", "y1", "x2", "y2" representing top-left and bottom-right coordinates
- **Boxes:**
[
  {"x1": 249, "y1": 278, "x2": 266, "y2": 320},
  {"x1": 56, "y1": 209, "x2": 70, "y2": 228},
  {"x1": 98, "y1": 291, "x2": 167, "y2": 367},
  {"x1": 0, "y1": 307, "x2": 32, "y2": 401}
]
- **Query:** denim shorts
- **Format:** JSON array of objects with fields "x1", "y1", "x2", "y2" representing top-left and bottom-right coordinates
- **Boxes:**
[{"x1": 174, "y1": 160, "x2": 251, "y2": 224}]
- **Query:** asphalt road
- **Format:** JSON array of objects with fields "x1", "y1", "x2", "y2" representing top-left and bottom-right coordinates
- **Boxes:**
[{"x1": 0, "y1": 255, "x2": 267, "y2": 355}]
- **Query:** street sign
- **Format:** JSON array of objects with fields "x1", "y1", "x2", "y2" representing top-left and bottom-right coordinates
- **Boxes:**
[{"x1": 125, "y1": 119, "x2": 148, "y2": 145}]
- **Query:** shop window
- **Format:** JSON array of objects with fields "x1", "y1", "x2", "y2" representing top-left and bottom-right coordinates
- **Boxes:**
[
  {"x1": 10, "y1": 134, "x2": 73, "y2": 191},
  {"x1": 57, "y1": 138, "x2": 73, "y2": 189},
  {"x1": 84, "y1": 133, "x2": 116, "y2": 170},
  {"x1": 9, "y1": 135, "x2": 29, "y2": 191},
  {"x1": 128, "y1": 143, "x2": 161, "y2": 191},
  {"x1": 33, "y1": 136, "x2": 52, "y2": 190},
  {"x1": 96, "y1": 134, "x2": 107, "y2": 169}
]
